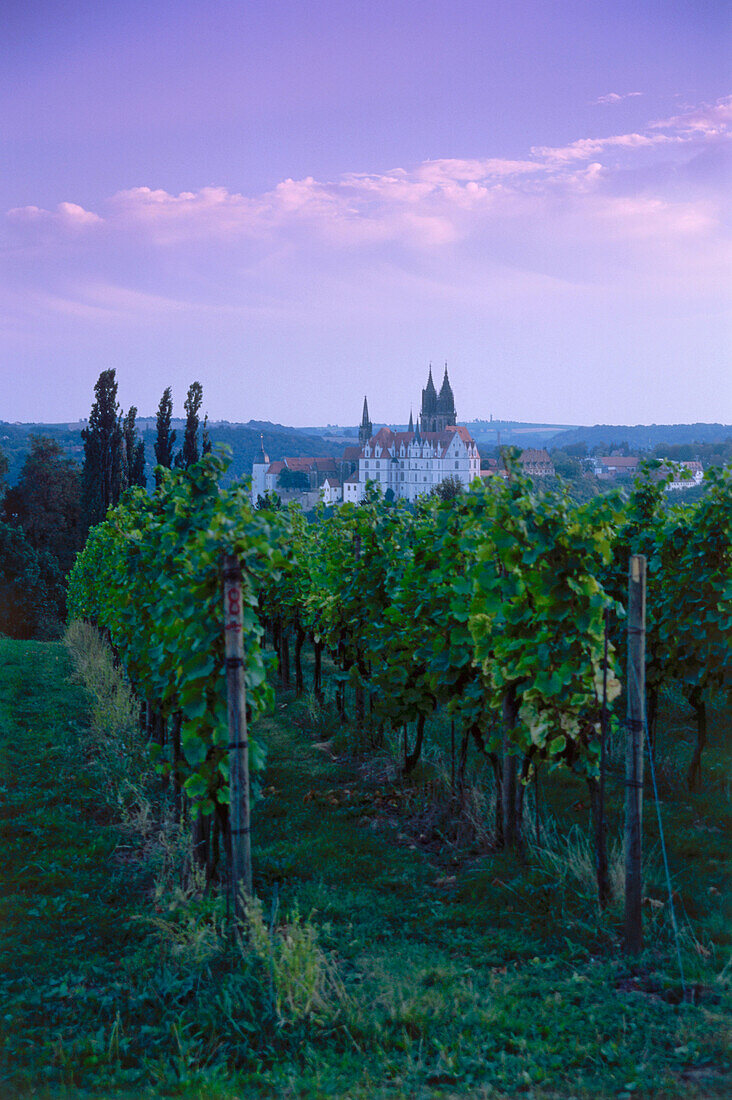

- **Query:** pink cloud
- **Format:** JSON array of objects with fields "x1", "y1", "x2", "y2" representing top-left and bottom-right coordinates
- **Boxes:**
[
  {"x1": 651, "y1": 94, "x2": 732, "y2": 136},
  {"x1": 8, "y1": 200, "x2": 102, "y2": 228},
  {"x1": 592, "y1": 92, "x2": 643, "y2": 105},
  {"x1": 4, "y1": 94, "x2": 726, "y2": 277}
]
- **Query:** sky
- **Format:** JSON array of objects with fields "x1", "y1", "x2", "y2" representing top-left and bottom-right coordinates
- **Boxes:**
[{"x1": 1, "y1": 0, "x2": 730, "y2": 427}]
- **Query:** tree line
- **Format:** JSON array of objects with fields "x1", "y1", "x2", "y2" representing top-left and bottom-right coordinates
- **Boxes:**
[{"x1": 0, "y1": 371, "x2": 208, "y2": 638}]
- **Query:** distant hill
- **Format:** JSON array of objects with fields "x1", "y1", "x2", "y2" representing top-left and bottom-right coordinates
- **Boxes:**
[
  {"x1": 0, "y1": 419, "x2": 341, "y2": 487},
  {"x1": 548, "y1": 423, "x2": 732, "y2": 451},
  {"x1": 4, "y1": 417, "x2": 730, "y2": 487}
]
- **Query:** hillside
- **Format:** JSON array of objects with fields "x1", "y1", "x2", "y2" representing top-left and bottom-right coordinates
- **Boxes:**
[
  {"x1": 4, "y1": 417, "x2": 732, "y2": 486},
  {"x1": 549, "y1": 423, "x2": 732, "y2": 452},
  {"x1": 0, "y1": 419, "x2": 342, "y2": 486}
]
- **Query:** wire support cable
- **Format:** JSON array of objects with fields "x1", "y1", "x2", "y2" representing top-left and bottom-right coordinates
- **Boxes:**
[{"x1": 629, "y1": 658, "x2": 687, "y2": 999}]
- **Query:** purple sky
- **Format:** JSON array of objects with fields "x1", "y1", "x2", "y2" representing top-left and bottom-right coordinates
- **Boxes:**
[{"x1": 2, "y1": 0, "x2": 730, "y2": 426}]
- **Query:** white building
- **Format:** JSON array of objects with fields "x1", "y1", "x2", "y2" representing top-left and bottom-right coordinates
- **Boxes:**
[
  {"x1": 348, "y1": 367, "x2": 480, "y2": 503},
  {"x1": 664, "y1": 460, "x2": 704, "y2": 491}
]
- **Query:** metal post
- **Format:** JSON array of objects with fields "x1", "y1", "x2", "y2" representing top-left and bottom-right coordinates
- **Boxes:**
[
  {"x1": 223, "y1": 553, "x2": 252, "y2": 915},
  {"x1": 624, "y1": 554, "x2": 646, "y2": 955}
]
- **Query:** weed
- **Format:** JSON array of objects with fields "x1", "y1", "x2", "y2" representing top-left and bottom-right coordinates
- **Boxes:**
[
  {"x1": 244, "y1": 895, "x2": 347, "y2": 1022},
  {"x1": 64, "y1": 620, "x2": 156, "y2": 817}
]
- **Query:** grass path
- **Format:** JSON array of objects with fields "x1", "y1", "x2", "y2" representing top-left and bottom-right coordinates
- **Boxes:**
[
  {"x1": 0, "y1": 638, "x2": 729, "y2": 1098},
  {"x1": 0, "y1": 640, "x2": 153, "y2": 1096}
]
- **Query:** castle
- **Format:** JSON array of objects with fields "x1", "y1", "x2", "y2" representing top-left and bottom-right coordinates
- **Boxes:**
[
  {"x1": 343, "y1": 365, "x2": 480, "y2": 503},
  {"x1": 251, "y1": 366, "x2": 480, "y2": 506}
]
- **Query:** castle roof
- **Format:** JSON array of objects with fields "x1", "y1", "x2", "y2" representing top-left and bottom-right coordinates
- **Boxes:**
[{"x1": 358, "y1": 423, "x2": 475, "y2": 459}]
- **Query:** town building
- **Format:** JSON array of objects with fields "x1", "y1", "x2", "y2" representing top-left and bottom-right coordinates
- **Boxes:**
[
  {"x1": 518, "y1": 448, "x2": 555, "y2": 477},
  {"x1": 251, "y1": 441, "x2": 340, "y2": 506},
  {"x1": 590, "y1": 454, "x2": 640, "y2": 480},
  {"x1": 662, "y1": 460, "x2": 704, "y2": 490}
]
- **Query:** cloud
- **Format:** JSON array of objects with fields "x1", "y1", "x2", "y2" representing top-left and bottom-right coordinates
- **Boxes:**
[
  {"x1": 532, "y1": 131, "x2": 681, "y2": 165},
  {"x1": 592, "y1": 92, "x2": 643, "y2": 105},
  {"x1": 8, "y1": 200, "x2": 102, "y2": 228},
  {"x1": 651, "y1": 94, "x2": 732, "y2": 136},
  {"x1": 2, "y1": 92, "x2": 728, "y2": 335}
]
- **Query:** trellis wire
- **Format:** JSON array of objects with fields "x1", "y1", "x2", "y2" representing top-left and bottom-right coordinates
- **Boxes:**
[{"x1": 628, "y1": 657, "x2": 687, "y2": 998}]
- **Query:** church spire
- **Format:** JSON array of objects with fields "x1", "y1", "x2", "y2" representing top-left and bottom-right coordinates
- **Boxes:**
[
  {"x1": 408, "y1": 409, "x2": 414, "y2": 433},
  {"x1": 359, "y1": 395, "x2": 373, "y2": 446},
  {"x1": 436, "y1": 362, "x2": 456, "y2": 427},
  {"x1": 420, "y1": 363, "x2": 438, "y2": 433}
]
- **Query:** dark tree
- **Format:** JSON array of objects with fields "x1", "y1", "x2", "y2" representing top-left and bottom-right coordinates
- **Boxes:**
[
  {"x1": 256, "y1": 491, "x2": 281, "y2": 510},
  {"x1": 81, "y1": 369, "x2": 124, "y2": 528},
  {"x1": 201, "y1": 414, "x2": 212, "y2": 455},
  {"x1": 2, "y1": 436, "x2": 82, "y2": 575},
  {"x1": 178, "y1": 381, "x2": 203, "y2": 469},
  {"x1": 0, "y1": 445, "x2": 8, "y2": 501},
  {"x1": 154, "y1": 387, "x2": 176, "y2": 486},
  {"x1": 122, "y1": 406, "x2": 146, "y2": 488},
  {"x1": 432, "y1": 475, "x2": 464, "y2": 501},
  {"x1": 0, "y1": 520, "x2": 64, "y2": 638},
  {"x1": 551, "y1": 450, "x2": 583, "y2": 480},
  {"x1": 278, "y1": 468, "x2": 310, "y2": 491}
]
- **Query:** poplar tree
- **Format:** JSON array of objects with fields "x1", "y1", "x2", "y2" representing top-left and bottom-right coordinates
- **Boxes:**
[
  {"x1": 154, "y1": 387, "x2": 176, "y2": 487},
  {"x1": 81, "y1": 369, "x2": 124, "y2": 528},
  {"x1": 202, "y1": 414, "x2": 212, "y2": 455},
  {"x1": 123, "y1": 406, "x2": 146, "y2": 488},
  {"x1": 178, "y1": 381, "x2": 203, "y2": 469}
]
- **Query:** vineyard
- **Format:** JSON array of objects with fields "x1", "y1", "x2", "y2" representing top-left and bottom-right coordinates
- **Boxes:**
[
  {"x1": 66, "y1": 452, "x2": 730, "y2": 893},
  {"x1": 4, "y1": 452, "x2": 728, "y2": 1095}
]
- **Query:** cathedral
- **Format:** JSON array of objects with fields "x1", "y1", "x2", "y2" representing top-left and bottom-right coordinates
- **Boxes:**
[{"x1": 343, "y1": 366, "x2": 480, "y2": 504}]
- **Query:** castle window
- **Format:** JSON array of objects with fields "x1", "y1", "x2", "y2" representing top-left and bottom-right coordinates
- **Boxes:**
[
  {"x1": 376, "y1": 461, "x2": 380, "y2": 469},
  {"x1": 365, "y1": 461, "x2": 369, "y2": 469},
  {"x1": 455, "y1": 461, "x2": 459, "y2": 469}
]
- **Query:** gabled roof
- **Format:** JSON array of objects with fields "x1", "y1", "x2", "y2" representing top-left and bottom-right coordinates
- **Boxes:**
[
  {"x1": 267, "y1": 456, "x2": 337, "y2": 475},
  {"x1": 519, "y1": 448, "x2": 552, "y2": 463},
  {"x1": 597, "y1": 455, "x2": 638, "y2": 468}
]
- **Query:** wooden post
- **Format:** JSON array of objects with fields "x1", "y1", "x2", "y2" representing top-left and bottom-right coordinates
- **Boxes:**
[
  {"x1": 624, "y1": 554, "x2": 646, "y2": 955},
  {"x1": 596, "y1": 608, "x2": 610, "y2": 909},
  {"x1": 223, "y1": 553, "x2": 253, "y2": 915},
  {"x1": 501, "y1": 688, "x2": 519, "y2": 848}
]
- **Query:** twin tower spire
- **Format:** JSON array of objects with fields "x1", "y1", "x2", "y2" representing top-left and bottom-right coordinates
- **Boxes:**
[{"x1": 359, "y1": 363, "x2": 455, "y2": 445}]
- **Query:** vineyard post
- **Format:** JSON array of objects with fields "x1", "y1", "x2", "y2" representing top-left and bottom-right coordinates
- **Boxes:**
[
  {"x1": 596, "y1": 608, "x2": 610, "y2": 909},
  {"x1": 223, "y1": 553, "x2": 253, "y2": 915},
  {"x1": 624, "y1": 554, "x2": 646, "y2": 955}
]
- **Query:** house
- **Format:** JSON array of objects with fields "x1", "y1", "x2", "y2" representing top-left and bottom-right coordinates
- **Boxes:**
[
  {"x1": 518, "y1": 448, "x2": 555, "y2": 477},
  {"x1": 662, "y1": 460, "x2": 704, "y2": 491},
  {"x1": 592, "y1": 455, "x2": 640, "y2": 480},
  {"x1": 320, "y1": 476, "x2": 343, "y2": 505}
]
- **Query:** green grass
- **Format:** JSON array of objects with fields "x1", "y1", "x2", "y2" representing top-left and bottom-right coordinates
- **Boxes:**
[{"x1": 0, "y1": 638, "x2": 730, "y2": 1097}]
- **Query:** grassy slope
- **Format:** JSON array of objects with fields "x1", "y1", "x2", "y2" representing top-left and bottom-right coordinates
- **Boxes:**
[{"x1": 0, "y1": 639, "x2": 729, "y2": 1098}]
